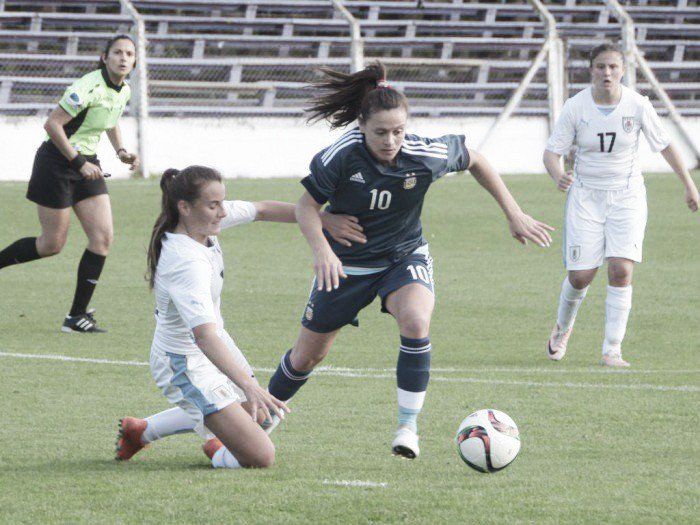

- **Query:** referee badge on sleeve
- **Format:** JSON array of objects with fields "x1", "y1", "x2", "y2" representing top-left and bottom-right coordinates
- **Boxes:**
[
  {"x1": 622, "y1": 117, "x2": 635, "y2": 133},
  {"x1": 67, "y1": 92, "x2": 83, "y2": 109}
]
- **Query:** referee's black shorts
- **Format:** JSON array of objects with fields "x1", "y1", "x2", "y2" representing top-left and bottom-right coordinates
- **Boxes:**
[{"x1": 26, "y1": 144, "x2": 108, "y2": 209}]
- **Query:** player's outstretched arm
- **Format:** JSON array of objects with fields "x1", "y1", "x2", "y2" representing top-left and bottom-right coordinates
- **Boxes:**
[
  {"x1": 297, "y1": 191, "x2": 346, "y2": 291},
  {"x1": 467, "y1": 148, "x2": 554, "y2": 247},
  {"x1": 659, "y1": 144, "x2": 699, "y2": 212},
  {"x1": 543, "y1": 150, "x2": 574, "y2": 192},
  {"x1": 192, "y1": 322, "x2": 290, "y2": 424},
  {"x1": 252, "y1": 200, "x2": 366, "y2": 245}
]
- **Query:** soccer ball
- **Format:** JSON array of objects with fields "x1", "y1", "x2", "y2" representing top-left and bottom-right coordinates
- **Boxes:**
[{"x1": 455, "y1": 409, "x2": 521, "y2": 473}]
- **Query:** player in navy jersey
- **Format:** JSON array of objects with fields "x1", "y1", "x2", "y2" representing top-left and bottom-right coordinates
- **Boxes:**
[{"x1": 267, "y1": 62, "x2": 554, "y2": 458}]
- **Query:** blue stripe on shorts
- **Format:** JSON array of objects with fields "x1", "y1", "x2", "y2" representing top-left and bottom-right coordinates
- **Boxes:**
[{"x1": 166, "y1": 352, "x2": 219, "y2": 417}]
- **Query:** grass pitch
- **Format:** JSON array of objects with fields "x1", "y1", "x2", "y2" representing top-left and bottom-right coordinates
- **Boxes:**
[{"x1": 0, "y1": 173, "x2": 698, "y2": 524}]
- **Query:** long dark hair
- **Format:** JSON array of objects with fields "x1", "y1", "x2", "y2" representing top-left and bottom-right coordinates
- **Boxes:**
[
  {"x1": 146, "y1": 166, "x2": 223, "y2": 289},
  {"x1": 305, "y1": 61, "x2": 409, "y2": 129},
  {"x1": 589, "y1": 43, "x2": 624, "y2": 67},
  {"x1": 99, "y1": 34, "x2": 136, "y2": 69}
]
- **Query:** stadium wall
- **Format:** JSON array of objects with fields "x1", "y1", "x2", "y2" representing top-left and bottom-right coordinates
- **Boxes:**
[{"x1": 2, "y1": 116, "x2": 697, "y2": 181}]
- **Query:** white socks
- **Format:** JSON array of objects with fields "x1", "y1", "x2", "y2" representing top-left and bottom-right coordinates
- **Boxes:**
[
  {"x1": 556, "y1": 276, "x2": 589, "y2": 331},
  {"x1": 142, "y1": 407, "x2": 197, "y2": 444},
  {"x1": 211, "y1": 447, "x2": 242, "y2": 469},
  {"x1": 603, "y1": 285, "x2": 632, "y2": 357}
]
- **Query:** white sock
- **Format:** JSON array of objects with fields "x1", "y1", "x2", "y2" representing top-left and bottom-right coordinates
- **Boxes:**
[
  {"x1": 603, "y1": 285, "x2": 633, "y2": 357},
  {"x1": 142, "y1": 407, "x2": 197, "y2": 444},
  {"x1": 211, "y1": 446, "x2": 242, "y2": 469},
  {"x1": 556, "y1": 276, "x2": 588, "y2": 331}
]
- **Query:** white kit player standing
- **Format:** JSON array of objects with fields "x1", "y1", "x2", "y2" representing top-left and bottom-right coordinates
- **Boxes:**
[{"x1": 543, "y1": 44, "x2": 699, "y2": 367}]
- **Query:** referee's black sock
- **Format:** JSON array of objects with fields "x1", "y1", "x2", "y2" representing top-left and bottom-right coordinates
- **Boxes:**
[
  {"x1": 69, "y1": 249, "x2": 106, "y2": 317},
  {"x1": 0, "y1": 237, "x2": 41, "y2": 270}
]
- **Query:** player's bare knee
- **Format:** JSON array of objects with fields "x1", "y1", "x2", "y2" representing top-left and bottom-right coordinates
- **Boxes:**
[
  {"x1": 398, "y1": 312, "x2": 431, "y2": 339},
  {"x1": 568, "y1": 272, "x2": 594, "y2": 290},
  {"x1": 37, "y1": 235, "x2": 66, "y2": 256},
  {"x1": 89, "y1": 231, "x2": 113, "y2": 255},
  {"x1": 608, "y1": 265, "x2": 632, "y2": 287},
  {"x1": 247, "y1": 444, "x2": 275, "y2": 468}
]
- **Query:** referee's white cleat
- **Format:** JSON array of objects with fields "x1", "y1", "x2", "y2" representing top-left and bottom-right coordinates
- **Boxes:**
[
  {"x1": 61, "y1": 309, "x2": 107, "y2": 333},
  {"x1": 600, "y1": 354, "x2": 630, "y2": 368},
  {"x1": 392, "y1": 425, "x2": 420, "y2": 459},
  {"x1": 547, "y1": 323, "x2": 572, "y2": 361}
]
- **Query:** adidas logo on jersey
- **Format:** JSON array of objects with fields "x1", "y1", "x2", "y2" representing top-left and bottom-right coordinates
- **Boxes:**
[{"x1": 350, "y1": 172, "x2": 365, "y2": 184}]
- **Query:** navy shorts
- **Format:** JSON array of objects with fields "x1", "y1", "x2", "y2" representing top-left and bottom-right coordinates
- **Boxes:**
[{"x1": 301, "y1": 248, "x2": 435, "y2": 333}]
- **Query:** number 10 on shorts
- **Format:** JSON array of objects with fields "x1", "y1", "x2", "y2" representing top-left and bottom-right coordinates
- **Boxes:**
[{"x1": 407, "y1": 264, "x2": 430, "y2": 284}]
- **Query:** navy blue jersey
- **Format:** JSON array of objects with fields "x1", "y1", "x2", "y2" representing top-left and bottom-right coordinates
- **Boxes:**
[{"x1": 301, "y1": 128, "x2": 470, "y2": 267}]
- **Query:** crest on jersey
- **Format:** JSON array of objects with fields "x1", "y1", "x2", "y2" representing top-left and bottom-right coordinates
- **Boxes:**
[
  {"x1": 569, "y1": 245, "x2": 581, "y2": 262},
  {"x1": 622, "y1": 116, "x2": 635, "y2": 133},
  {"x1": 403, "y1": 172, "x2": 417, "y2": 190}
]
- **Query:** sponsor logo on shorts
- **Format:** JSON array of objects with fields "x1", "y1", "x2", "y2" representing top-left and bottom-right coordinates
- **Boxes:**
[
  {"x1": 304, "y1": 305, "x2": 314, "y2": 321},
  {"x1": 622, "y1": 116, "x2": 635, "y2": 133},
  {"x1": 403, "y1": 173, "x2": 417, "y2": 190},
  {"x1": 570, "y1": 245, "x2": 581, "y2": 262}
]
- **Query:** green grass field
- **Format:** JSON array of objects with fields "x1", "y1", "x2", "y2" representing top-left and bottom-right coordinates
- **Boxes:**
[{"x1": 0, "y1": 174, "x2": 698, "y2": 524}]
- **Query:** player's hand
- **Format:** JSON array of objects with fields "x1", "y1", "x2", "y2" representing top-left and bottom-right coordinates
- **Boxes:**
[
  {"x1": 554, "y1": 170, "x2": 574, "y2": 192},
  {"x1": 313, "y1": 246, "x2": 346, "y2": 292},
  {"x1": 240, "y1": 381, "x2": 290, "y2": 425},
  {"x1": 80, "y1": 161, "x2": 103, "y2": 180},
  {"x1": 509, "y1": 211, "x2": 554, "y2": 247},
  {"x1": 685, "y1": 184, "x2": 699, "y2": 212},
  {"x1": 118, "y1": 150, "x2": 140, "y2": 171},
  {"x1": 320, "y1": 212, "x2": 367, "y2": 247}
]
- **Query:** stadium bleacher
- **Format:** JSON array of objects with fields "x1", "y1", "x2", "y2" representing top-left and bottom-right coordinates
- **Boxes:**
[{"x1": 0, "y1": 0, "x2": 698, "y2": 116}]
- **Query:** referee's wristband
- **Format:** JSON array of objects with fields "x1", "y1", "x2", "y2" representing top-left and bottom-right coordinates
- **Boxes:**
[
  {"x1": 69, "y1": 154, "x2": 87, "y2": 171},
  {"x1": 116, "y1": 148, "x2": 127, "y2": 156}
]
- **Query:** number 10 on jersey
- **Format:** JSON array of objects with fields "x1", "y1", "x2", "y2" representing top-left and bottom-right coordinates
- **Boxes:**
[{"x1": 369, "y1": 189, "x2": 392, "y2": 210}]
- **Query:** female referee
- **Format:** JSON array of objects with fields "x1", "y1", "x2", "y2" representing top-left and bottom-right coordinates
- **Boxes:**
[
  {"x1": 543, "y1": 44, "x2": 699, "y2": 368},
  {"x1": 265, "y1": 61, "x2": 554, "y2": 459},
  {"x1": 0, "y1": 35, "x2": 139, "y2": 333}
]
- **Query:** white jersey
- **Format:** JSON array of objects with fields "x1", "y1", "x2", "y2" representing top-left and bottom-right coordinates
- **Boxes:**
[
  {"x1": 151, "y1": 200, "x2": 257, "y2": 355},
  {"x1": 546, "y1": 85, "x2": 670, "y2": 190}
]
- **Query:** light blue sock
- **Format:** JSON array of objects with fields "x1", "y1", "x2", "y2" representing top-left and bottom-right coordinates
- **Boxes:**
[{"x1": 398, "y1": 406, "x2": 420, "y2": 433}]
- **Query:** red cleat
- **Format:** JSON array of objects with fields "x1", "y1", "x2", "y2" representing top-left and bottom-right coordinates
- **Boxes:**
[
  {"x1": 203, "y1": 438, "x2": 224, "y2": 460},
  {"x1": 115, "y1": 417, "x2": 148, "y2": 461}
]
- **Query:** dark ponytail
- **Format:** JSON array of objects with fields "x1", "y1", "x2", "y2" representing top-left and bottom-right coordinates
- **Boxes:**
[
  {"x1": 146, "y1": 166, "x2": 222, "y2": 289},
  {"x1": 305, "y1": 61, "x2": 409, "y2": 129}
]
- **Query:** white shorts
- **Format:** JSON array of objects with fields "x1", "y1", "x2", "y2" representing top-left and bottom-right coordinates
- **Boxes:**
[
  {"x1": 563, "y1": 182, "x2": 647, "y2": 270},
  {"x1": 150, "y1": 330, "x2": 253, "y2": 438}
]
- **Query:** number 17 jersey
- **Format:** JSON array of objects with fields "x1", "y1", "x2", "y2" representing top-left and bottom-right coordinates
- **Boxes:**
[{"x1": 546, "y1": 85, "x2": 670, "y2": 190}]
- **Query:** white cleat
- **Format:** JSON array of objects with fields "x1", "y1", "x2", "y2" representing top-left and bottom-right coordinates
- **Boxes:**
[
  {"x1": 547, "y1": 323, "x2": 573, "y2": 361},
  {"x1": 601, "y1": 354, "x2": 630, "y2": 368},
  {"x1": 392, "y1": 426, "x2": 420, "y2": 459}
]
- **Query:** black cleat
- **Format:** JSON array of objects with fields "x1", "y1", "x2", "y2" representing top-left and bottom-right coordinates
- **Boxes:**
[{"x1": 61, "y1": 310, "x2": 107, "y2": 333}]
